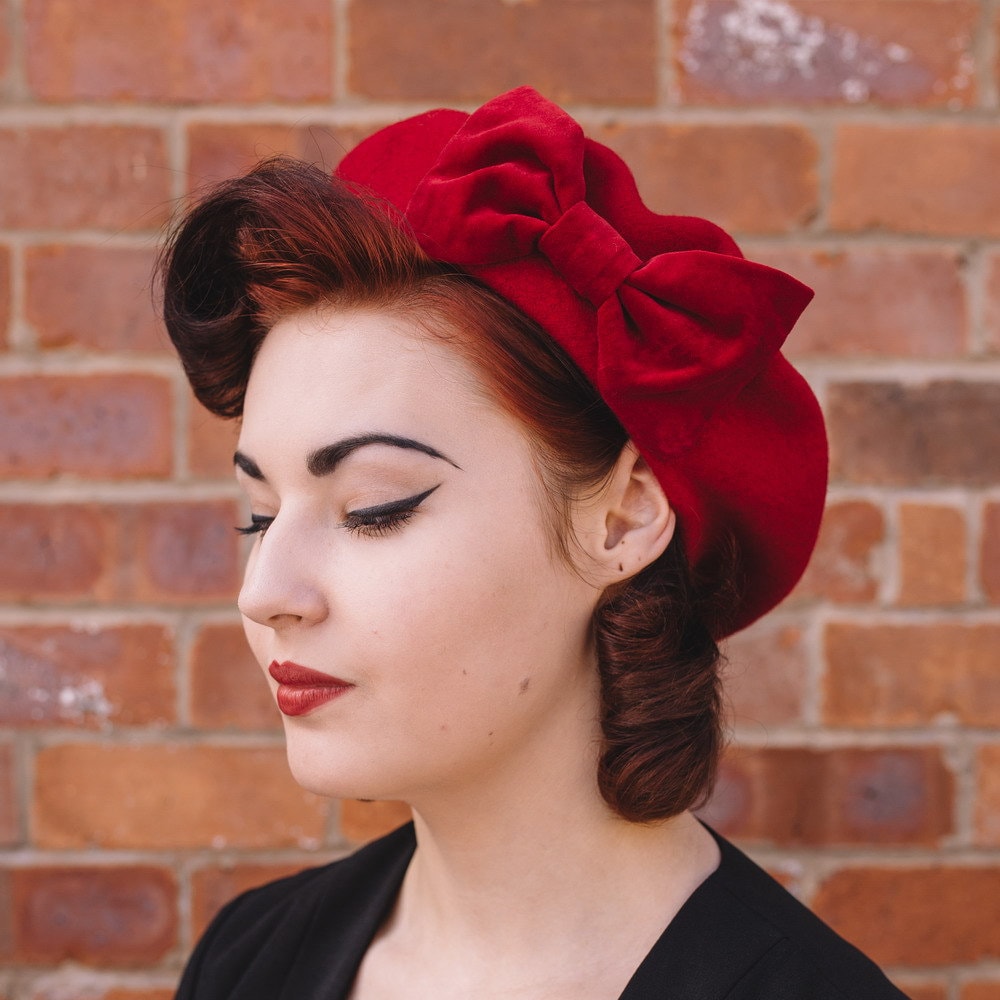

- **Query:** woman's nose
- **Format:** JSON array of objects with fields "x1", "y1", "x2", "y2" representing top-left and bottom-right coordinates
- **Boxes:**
[{"x1": 237, "y1": 523, "x2": 328, "y2": 628}]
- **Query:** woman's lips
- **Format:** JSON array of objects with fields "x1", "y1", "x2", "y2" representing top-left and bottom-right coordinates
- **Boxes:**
[{"x1": 268, "y1": 661, "x2": 353, "y2": 717}]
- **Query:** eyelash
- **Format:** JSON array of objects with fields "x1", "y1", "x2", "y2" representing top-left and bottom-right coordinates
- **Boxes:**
[{"x1": 235, "y1": 485, "x2": 440, "y2": 540}]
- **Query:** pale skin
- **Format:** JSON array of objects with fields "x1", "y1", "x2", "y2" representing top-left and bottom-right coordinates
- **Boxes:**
[{"x1": 235, "y1": 305, "x2": 721, "y2": 1000}]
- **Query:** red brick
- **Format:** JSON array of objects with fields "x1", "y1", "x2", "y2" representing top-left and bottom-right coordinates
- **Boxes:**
[
  {"x1": 132, "y1": 500, "x2": 241, "y2": 602},
  {"x1": 752, "y1": 248, "x2": 967, "y2": 359},
  {"x1": 33, "y1": 744, "x2": 329, "y2": 849},
  {"x1": 895, "y1": 983, "x2": 948, "y2": 1000},
  {"x1": 592, "y1": 123, "x2": 817, "y2": 235},
  {"x1": 813, "y1": 866, "x2": 1000, "y2": 965},
  {"x1": 824, "y1": 623, "x2": 1000, "y2": 727},
  {"x1": 962, "y1": 983, "x2": 1000, "y2": 1000},
  {"x1": 0, "y1": 246, "x2": 10, "y2": 348},
  {"x1": 698, "y1": 746, "x2": 952, "y2": 846},
  {"x1": 975, "y1": 745, "x2": 1000, "y2": 847},
  {"x1": 340, "y1": 800, "x2": 412, "y2": 844},
  {"x1": 0, "y1": 744, "x2": 18, "y2": 846},
  {"x1": 0, "y1": 503, "x2": 118, "y2": 602},
  {"x1": 192, "y1": 862, "x2": 311, "y2": 936},
  {"x1": 349, "y1": 0, "x2": 656, "y2": 106},
  {"x1": 677, "y1": 0, "x2": 977, "y2": 107},
  {"x1": 721, "y1": 619, "x2": 808, "y2": 726},
  {"x1": 190, "y1": 623, "x2": 277, "y2": 730},
  {"x1": 27, "y1": 984, "x2": 175, "y2": 1000},
  {"x1": 791, "y1": 500, "x2": 884, "y2": 604},
  {"x1": 10, "y1": 867, "x2": 176, "y2": 966},
  {"x1": 185, "y1": 123, "x2": 379, "y2": 194},
  {"x1": 25, "y1": 0, "x2": 332, "y2": 102},
  {"x1": 898, "y1": 504, "x2": 966, "y2": 606},
  {"x1": 187, "y1": 397, "x2": 240, "y2": 480},
  {"x1": 103, "y1": 991, "x2": 174, "y2": 1000},
  {"x1": 985, "y1": 252, "x2": 1000, "y2": 355},
  {"x1": 828, "y1": 382, "x2": 1000, "y2": 487},
  {"x1": 0, "y1": 375, "x2": 173, "y2": 479},
  {"x1": 0, "y1": 625, "x2": 174, "y2": 727},
  {"x1": 26, "y1": 246, "x2": 165, "y2": 353},
  {"x1": 982, "y1": 503, "x2": 1000, "y2": 604},
  {"x1": 893, "y1": 979, "x2": 948, "y2": 1000},
  {"x1": 0, "y1": 127, "x2": 169, "y2": 230},
  {"x1": 832, "y1": 124, "x2": 1000, "y2": 236}
]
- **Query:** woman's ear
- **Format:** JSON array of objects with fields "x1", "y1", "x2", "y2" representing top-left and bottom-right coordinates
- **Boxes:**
[{"x1": 578, "y1": 442, "x2": 675, "y2": 584}]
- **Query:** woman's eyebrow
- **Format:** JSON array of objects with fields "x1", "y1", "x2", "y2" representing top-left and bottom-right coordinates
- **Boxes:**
[
  {"x1": 306, "y1": 434, "x2": 461, "y2": 477},
  {"x1": 234, "y1": 451, "x2": 266, "y2": 481}
]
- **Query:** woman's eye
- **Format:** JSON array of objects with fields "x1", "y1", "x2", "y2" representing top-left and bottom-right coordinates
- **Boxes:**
[
  {"x1": 341, "y1": 485, "x2": 439, "y2": 538},
  {"x1": 235, "y1": 514, "x2": 274, "y2": 537}
]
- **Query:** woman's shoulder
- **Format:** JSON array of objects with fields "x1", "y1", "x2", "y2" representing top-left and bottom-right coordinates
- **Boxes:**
[
  {"x1": 175, "y1": 822, "x2": 416, "y2": 1000},
  {"x1": 623, "y1": 826, "x2": 909, "y2": 1000}
]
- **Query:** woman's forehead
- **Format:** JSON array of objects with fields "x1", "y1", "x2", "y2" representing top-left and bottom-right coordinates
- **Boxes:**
[{"x1": 239, "y1": 305, "x2": 523, "y2": 468}]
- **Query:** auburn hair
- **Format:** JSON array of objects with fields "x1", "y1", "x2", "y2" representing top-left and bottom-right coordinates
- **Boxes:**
[{"x1": 159, "y1": 157, "x2": 727, "y2": 822}]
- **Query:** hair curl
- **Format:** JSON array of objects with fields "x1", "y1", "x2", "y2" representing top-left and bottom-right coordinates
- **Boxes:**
[{"x1": 158, "y1": 157, "x2": 729, "y2": 822}]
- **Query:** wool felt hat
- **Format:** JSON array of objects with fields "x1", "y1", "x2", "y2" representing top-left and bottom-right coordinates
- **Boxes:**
[{"x1": 336, "y1": 86, "x2": 828, "y2": 636}]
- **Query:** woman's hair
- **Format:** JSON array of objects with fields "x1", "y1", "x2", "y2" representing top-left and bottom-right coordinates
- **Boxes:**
[{"x1": 159, "y1": 157, "x2": 729, "y2": 823}]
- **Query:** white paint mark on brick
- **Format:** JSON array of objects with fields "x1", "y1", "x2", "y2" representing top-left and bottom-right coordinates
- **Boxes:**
[{"x1": 681, "y1": 0, "x2": 935, "y2": 102}]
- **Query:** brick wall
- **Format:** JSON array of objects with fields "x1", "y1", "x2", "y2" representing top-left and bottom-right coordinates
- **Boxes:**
[{"x1": 0, "y1": 1, "x2": 998, "y2": 997}]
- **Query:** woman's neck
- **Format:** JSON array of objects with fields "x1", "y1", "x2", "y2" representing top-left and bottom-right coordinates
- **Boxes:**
[{"x1": 373, "y1": 767, "x2": 720, "y2": 997}]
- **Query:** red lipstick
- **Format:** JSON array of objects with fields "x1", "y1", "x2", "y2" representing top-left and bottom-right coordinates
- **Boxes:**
[{"x1": 268, "y1": 661, "x2": 353, "y2": 717}]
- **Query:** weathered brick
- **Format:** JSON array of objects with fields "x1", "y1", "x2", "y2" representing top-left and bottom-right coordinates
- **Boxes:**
[
  {"x1": 131, "y1": 501, "x2": 241, "y2": 602},
  {"x1": 27, "y1": 982, "x2": 175, "y2": 1000},
  {"x1": 0, "y1": 246, "x2": 10, "y2": 348},
  {"x1": 350, "y1": 0, "x2": 656, "y2": 106},
  {"x1": 0, "y1": 744, "x2": 18, "y2": 846},
  {"x1": 962, "y1": 983, "x2": 1000, "y2": 1000},
  {"x1": 592, "y1": 123, "x2": 818, "y2": 235},
  {"x1": 832, "y1": 124, "x2": 1000, "y2": 236},
  {"x1": 828, "y1": 382, "x2": 1000, "y2": 486},
  {"x1": 975, "y1": 745, "x2": 1000, "y2": 847},
  {"x1": 103, "y1": 991, "x2": 175, "y2": 1000},
  {"x1": 985, "y1": 252, "x2": 1000, "y2": 355},
  {"x1": 791, "y1": 500, "x2": 884, "y2": 604},
  {"x1": 824, "y1": 623, "x2": 1000, "y2": 726},
  {"x1": 894, "y1": 983, "x2": 947, "y2": 1000},
  {"x1": 0, "y1": 501, "x2": 239, "y2": 605},
  {"x1": 26, "y1": 246, "x2": 165, "y2": 353},
  {"x1": 751, "y1": 248, "x2": 967, "y2": 359},
  {"x1": 982, "y1": 502, "x2": 1000, "y2": 604},
  {"x1": 0, "y1": 375, "x2": 173, "y2": 479},
  {"x1": 192, "y1": 862, "x2": 310, "y2": 936},
  {"x1": 0, "y1": 127, "x2": 170, "y2": 230},
  {"x1": 898, "y1": 504, "x2": 966, "y2": 606},
  {"x1": 187, "y1": 397, "x2": 240, "y2": 480},
  {"x1": 676, "y1": 0, "x2": 977, "y2": 106},
  {"x1": 698, "y1": 746, "x2": 952, "y2": 846},
  {"x1": 25, "y1": 0, "x2": 332, "y2": 102},
  {"x1": 10, "y1": 867, "x2": 176, "y2": 966},
  {"x1": 185, "y1": 123, "x2": 378, "y2": 194},
  {"x1": 189, "y1": 623, "x2": 277, "y2": 730},
  {"x1": 722, "y1": 619, "x2": 808, "y2": 726},
  {"x1": 340, "y1": 799, "x2": 412, "y2": 844},
  {"x1": 0, "y1": 625, "x2": 174, "y2": 727},
  {"x1": 813, "y1": 866, "x2": 1000, "y2": 965},
  {"x1": 33, "y1": 744, "x2": 329, "y2": 849},
  {"x1": 0, "y1": 503, "x2": 118, "y2": 602}
]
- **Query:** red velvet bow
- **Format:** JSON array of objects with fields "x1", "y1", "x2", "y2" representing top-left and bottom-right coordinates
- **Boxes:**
[{"x1": 403, "y1": 88, "x2": 813, "y2": 456}]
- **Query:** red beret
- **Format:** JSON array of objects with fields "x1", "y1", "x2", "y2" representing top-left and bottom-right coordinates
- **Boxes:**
[{"x1": 337, "y1": 86, "x2": 828, "y2": 636}]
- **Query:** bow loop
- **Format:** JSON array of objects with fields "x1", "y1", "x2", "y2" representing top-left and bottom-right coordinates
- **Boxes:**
[{"x1": 539, "y1": 202, "x2": 641, "y2": 307}]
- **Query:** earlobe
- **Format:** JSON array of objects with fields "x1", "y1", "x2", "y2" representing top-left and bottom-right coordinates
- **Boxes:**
[{"x1": 592, "y1": 442, "x2": 675, "y2": 581}]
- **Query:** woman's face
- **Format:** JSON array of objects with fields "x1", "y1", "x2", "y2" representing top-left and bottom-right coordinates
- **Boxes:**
[{"x1": 235, "y1": 306, "x2": 606, "y2": 805}]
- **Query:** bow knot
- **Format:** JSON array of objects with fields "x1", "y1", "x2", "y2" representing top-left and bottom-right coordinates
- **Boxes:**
[{"x1": 539, "y1": 202, "x2": 641, "y2": 307}]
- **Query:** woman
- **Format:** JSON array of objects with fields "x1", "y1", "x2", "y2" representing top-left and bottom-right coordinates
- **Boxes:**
[{"x1": 163, "y1": 88, "x2": 907, "y2": 999}]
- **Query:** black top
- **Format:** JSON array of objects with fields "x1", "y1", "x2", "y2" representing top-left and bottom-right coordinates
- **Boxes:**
[{"x1": 175, "y1": 823, "x2": 909, "y2": 999}]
